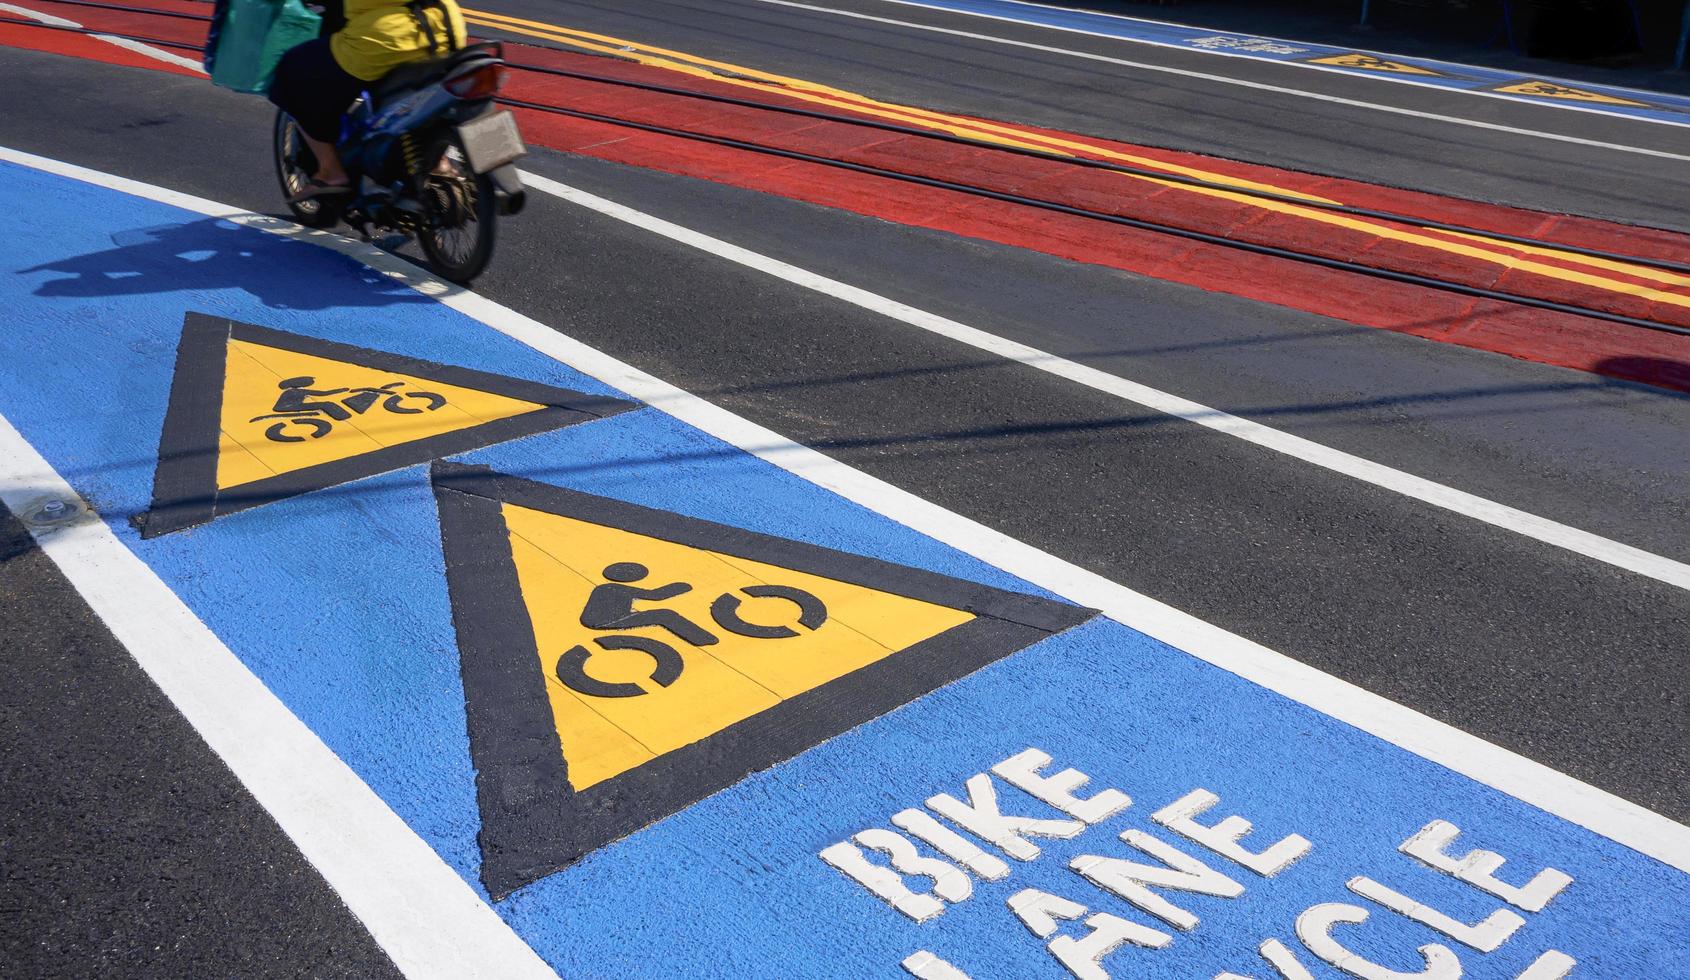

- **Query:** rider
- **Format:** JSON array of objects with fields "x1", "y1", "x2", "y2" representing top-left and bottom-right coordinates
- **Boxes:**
[
  {"x1": 267, "y1": 0, "x2": 467, "y2": 202},
  {"x1": 270, "y1": 376, "x2": 353, "y2": 419},
  {"x1": 580, "y1": 563, "x2": 721, "y2": 648}
]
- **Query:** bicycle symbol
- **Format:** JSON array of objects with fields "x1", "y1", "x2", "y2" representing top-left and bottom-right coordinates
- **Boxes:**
[
  {"x1": 556, "y1": 561, "x2": 829, "y2": 699},
  {"x1": 249, "y1": 376, "x2": 447, "y2": 443},
  {"x1": 1517, "y1": 82, "x2": 1580, "y2": 98}
]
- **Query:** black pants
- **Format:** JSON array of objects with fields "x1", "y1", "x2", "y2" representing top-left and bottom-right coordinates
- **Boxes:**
[{"x1": 267, "y1": 38, "x2": 364, "y2": 143}]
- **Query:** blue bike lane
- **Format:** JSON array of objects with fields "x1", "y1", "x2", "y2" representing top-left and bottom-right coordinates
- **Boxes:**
[
  {"x1": 850, "y1": 0, "x2": 1690, "y2": 126},
  {"x1": 0, "y1": 152, "x2": 1685, "y2": 978}
]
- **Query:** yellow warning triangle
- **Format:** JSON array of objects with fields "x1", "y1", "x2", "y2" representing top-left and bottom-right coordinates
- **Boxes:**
[
  {"x1": 503, "y1": 501, "x2": 975, "y2": 789},
  {"x1": 142, "y1": 313, "x2": 634, "y2": 537},
  {"x1": 1496, "y1": 80, "x2": 1650, "y2": 107},
  {"x1": 433, "y1": 463, "x2": 1096, "y2": 895},
  {"x1": 1310, "y1": 53, "x2": 1442, "y2": 76},
  {"x1": 217, "y1": 339, "x2": 544, "y2": 490}
]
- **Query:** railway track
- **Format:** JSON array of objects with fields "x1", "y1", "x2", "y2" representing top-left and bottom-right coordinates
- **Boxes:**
[{"x1": 6, "y1": 0, "x2": 1689, "y2": 338}]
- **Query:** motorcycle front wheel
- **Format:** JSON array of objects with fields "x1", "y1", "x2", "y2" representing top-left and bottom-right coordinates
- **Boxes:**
[
  {"x1": 273, "y1": 111, "x2": 341, "y2": 229},
  {"x1": 417, "y1": 137, "x2": 497, "y2": 285}
]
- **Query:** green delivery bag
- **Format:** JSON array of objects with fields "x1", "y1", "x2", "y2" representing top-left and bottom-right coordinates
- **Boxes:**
[{"x1": 205, "y1": 0, "x2": 322, "y2": 95}]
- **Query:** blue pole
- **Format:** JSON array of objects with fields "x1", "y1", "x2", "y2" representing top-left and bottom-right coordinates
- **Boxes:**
[
  {"x1": 1359, "y1": 0, "x2": 1371, "y2": 27},
  {"x1": 1677, "y1": 0, "x2": 1690, "y2": 70}
]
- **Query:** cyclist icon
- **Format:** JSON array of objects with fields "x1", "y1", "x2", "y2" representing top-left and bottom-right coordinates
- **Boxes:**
[
  {"x1": 555, "y1": 562, "x2": 829, "y2": 700},
  {"x1": 249, "y1": 376, "x2": 447, "y2": 443},
  {"x1": 580, "y1": 562, "x2": 719, "y2": 648},
  {"x1": 271, "y1": 377, "x2": 357, "y2": 421}
]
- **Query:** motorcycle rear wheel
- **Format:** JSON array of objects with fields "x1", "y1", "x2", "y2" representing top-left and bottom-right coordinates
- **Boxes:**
[
  {"x1": 417, "y1": 138, "x2": 497, "y2": 285},
  {"x1": 273, "y1": 111, "x2": 340, "y2": 229}
]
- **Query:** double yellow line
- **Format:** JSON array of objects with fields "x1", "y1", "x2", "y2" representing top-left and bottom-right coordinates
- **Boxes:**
[{"x1": 465, "y1": 7, "x2": 1690, "y2": 309}]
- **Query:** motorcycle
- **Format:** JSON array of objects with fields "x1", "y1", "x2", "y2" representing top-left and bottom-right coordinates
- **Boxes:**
[{"x1": 272, "y1": 41, "x2": 527, "y2": 284}]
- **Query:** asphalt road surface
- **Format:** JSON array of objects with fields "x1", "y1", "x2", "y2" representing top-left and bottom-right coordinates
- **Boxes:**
[
  {"x1": 0, "y1": 2, "x2": 1687, "y2": 976},
  {"x1": 462, "y1": 0, "x2": 1690, "y2": 230}
]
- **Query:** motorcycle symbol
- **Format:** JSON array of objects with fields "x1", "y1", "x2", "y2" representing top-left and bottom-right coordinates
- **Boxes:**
[
  {"x1": 250, "y1": 376, "x2": 446, "y2": 443},
  {"x1": 556, "y1": 561, "x2": 829, "y2": 699}
]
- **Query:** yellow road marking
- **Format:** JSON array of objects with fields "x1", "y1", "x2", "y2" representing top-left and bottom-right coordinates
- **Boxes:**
[
  {"x1": 502, "y1": 502, "x2": 972, "y2": 790},
  {"x1": 1496, "y1": 80, "x2": 1652, "y2": 108},
  {"x1": 1436, "y1": 230, "x2": 1690, "y2": 290},
  {"x1": 468, "y1": 9, "x2": 1690, "y2": 313},
  {"x1": 1309, "y1": 53, "x2": 1443, "y2": 76},
  {"x1": 216, "y1": 338, "x2": 544, "y2": 489},
  {"x1": 467, "y1": 9, "x2": 1330, "y2": 200}
]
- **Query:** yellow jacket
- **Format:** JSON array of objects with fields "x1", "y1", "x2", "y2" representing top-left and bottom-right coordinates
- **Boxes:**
[{"x1": 330, "y1": 0, "x2": 468, "y2": 82}]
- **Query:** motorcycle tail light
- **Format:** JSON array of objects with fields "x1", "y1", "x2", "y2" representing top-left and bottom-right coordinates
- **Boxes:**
[{"x1": 445, "y1": 63, "x2": 506, "y2": 100}]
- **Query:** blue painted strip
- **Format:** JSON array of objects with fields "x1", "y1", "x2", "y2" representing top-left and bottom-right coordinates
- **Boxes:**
[
  {"x1": 2, "y1": 160, "x2": 1686, "y2": 977},
  {"x1": 868, "y1": 0, "x2": 1690, "y2": 124}
]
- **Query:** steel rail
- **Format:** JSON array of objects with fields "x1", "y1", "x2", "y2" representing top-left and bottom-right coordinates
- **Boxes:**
[
  {"x1": 0, "y1": 14, "x2": 202, "y2": 50},
  {"x1": 500, "y1": 59, "x2": 1690, "y2": 278},
  {"x1": 28, "y1": 1, "x2": 1690, "y2": 275},
  {"x1": 496, "y1": 95, "x2": 1690, "y2": 338},
  {"x1": 11, "y1": 9, "x2": 1686, "y2": 334},
  {"x1": 17, "y1": 0, "x2": 211, "y2": 21}
]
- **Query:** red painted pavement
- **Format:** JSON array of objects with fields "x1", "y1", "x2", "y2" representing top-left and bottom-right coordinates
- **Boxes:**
[
  {"x1": 0, "y1": 17, "x2": 199, "y2": 76},
  {"x1": 2, "y1": 12, "x2": 1686, "y2": 394},
  {"x1": 496, "y1": 45, "x2": 1690, "y2": 393}
]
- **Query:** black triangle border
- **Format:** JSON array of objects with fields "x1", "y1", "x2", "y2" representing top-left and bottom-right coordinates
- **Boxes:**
[
  {"x1": 140, "y1": 312, "x2": 638, "y2": 538},
  {"x1": 431, "y1": 461, "x2": 1098, "y2": 900}
]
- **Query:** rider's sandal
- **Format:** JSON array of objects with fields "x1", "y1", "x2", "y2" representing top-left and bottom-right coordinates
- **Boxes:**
[{"x1": 287, "y1": 179, "x2": 354, "y2": 204}]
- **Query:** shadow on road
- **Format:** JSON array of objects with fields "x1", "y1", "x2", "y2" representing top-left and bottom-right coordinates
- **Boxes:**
[
  {"x1": 17, "y1": 218, "x2": 433, "y2": 311},
  {"x1": 1594, "y1": 354, "x2": 1690, "y2": 394}
]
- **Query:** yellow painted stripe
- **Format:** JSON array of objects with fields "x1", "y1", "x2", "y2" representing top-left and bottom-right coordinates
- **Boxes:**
[
  {"x1": 1435, "y1": 230, "x2": 1690, "y2": 289},
  {"x1": 469, "y1": 10, "x2": 1690, "y2": 313},
  {"x1": 1133, "y1": 181, "x2": 1690, "y2": 308},
  {"x1": 470, "y1": 18, "x2": 1072, "y2": 150},
  {"x1": 467, "y1": 10, "x2": 1330, "y2": 200}
]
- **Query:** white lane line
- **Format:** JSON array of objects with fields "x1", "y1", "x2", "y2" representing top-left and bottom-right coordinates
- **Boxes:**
[
  {"x1": 0, "y1": 2, "x2": 73, "y2": 26},
  {"x1": 739, "y1": 0, "x2": 1690, "y2": 161},
  {"x1": 857, "y1": 0, "x2": 1690, "y2": 130},
  {"x1": 0, "y1": 2, "x2": 206, "y2": 73},
  {"x1": 95, "y1": 33, "x2": 205, "y2": 72},
  {"x1": 2, "y1": 146, "x2": 1685, "y2": 886},
  {"x1": 514, "y1": 169, "x2": 1690, "y2": 595},
  {"x1": 0, "y1": 417, "x2": 559, "y2": 980}
]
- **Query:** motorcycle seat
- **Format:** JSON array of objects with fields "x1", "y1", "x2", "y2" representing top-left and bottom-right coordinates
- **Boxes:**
[{"x1": 371, "y1": 43, "x2": 502, "y2": 104}]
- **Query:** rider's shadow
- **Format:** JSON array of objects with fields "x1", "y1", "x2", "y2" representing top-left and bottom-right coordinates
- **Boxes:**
[{"x1": 20, "y1": 218, "x2": 431, "y2": 310}]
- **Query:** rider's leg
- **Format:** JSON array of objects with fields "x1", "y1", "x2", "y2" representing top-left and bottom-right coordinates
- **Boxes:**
[
  {"x1": 621, "y1": 610, "x2": 720, "y2": 648},
  {"x1": 299, "y1": 133, "x2": 349, "y2": 186},
  {"x1": 267, "y1": 38, "x2": 364, "y2": 190}
]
